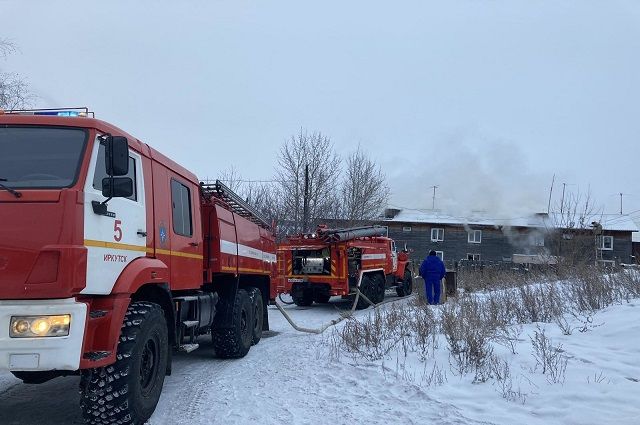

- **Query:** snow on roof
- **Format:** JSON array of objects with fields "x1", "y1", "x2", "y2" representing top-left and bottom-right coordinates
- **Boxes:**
[{"x1": 382, "y1": 209, "x2": 639, "y2": 232}]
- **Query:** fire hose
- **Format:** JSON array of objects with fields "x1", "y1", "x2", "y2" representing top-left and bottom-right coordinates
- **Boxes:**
[{"x1": 274, "y1": 271, "x2": 416, "y2": 334}]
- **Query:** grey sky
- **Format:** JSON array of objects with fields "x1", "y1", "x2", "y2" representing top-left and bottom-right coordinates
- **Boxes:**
[{"x1": 2, "y1": 0, "x2": 639, "y2": 219}]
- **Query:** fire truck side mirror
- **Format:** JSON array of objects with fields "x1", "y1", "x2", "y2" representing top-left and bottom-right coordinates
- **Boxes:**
[
  {"x1": 105, "y1": 136, "x2": 130, "y2": 176},
  {"x1": 101, "y1": 177, "x2": 134, "y2": 198}
]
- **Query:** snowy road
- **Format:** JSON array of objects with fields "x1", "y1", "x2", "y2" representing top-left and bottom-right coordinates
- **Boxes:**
[{"x1": 0, "y1": 297, "x2": 488, "y2": 425}]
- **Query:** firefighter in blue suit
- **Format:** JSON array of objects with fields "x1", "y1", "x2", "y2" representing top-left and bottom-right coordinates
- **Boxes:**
[{"x1": 419, "y1": 250, "x2": 446, "y2": 305}]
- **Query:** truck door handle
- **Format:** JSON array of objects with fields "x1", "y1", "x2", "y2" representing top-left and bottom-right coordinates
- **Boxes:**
[
  {"x1": 189, "y1": 242, "x2": 199, "y2": 247},
  {"x1": 137, "y1": 231, "x2": 147, "y2": 237}
]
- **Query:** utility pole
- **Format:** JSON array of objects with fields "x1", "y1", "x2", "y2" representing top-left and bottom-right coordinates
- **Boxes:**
[
  {"x1": 302, "y1": 164, "x2": 309, "y2": 232},
  {"x1": 430, "y1": 185, "x2": 438, "y2": 210},
  {"x1": 620, "y1": 192, "x2": 623, "y2": 215},
  {"x1": 547, "y1": 174, "x2": 555, "y2": 214}
]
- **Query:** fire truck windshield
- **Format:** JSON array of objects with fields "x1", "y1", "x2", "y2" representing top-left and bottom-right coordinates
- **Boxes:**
[{"x1": 0, "y1": 126, "x2": 88, "y2": 189}]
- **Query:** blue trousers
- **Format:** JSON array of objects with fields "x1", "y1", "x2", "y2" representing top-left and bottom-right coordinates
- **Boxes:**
[{"x1": 425, "y1": 279, "x2": 441, "y2": 305}]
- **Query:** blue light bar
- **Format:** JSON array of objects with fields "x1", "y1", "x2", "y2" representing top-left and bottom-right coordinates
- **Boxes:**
[{"x1": 33, "y1": 111, "x2": 80, "y2": 117}]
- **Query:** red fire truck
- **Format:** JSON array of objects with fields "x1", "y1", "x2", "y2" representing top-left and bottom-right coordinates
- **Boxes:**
[
  {"x1": 0, "y1": 108, "x2": 276, "y2": 424},
  {"x1": 277, "y1": 225, "x2": 413, "y2": 309}
]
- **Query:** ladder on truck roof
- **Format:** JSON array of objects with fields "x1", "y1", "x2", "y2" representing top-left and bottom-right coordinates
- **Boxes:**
[{"x1": 200, "y1": 180, "x2": 271, "y2": 230}]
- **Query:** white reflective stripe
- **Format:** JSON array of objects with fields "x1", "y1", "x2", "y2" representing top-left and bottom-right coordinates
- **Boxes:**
[
  {"x1": 238, "y1": 244, "x2": 263, "y2": 261},
  {"x1": 362, "y1": 253, "x2": 387, "y2": 260},
  {"x1": 262, "y1": 252, "x2": 277, "y2": 263},
  {"x1": 220, "y1": 239, "x2": 237, "y2": 255},
  {"x1": 219, "y1": 240, "x2": 276, "y2": 263}
]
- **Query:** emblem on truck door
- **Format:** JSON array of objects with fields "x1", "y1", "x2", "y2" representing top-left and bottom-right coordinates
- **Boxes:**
[{"x1": 159, "y1": 222, "x2": 168, "y2": 247}]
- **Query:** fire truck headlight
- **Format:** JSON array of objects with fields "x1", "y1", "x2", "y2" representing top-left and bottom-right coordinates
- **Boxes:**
[{"x1": 10, "y1": 315, "x2": 71, "y2": 338}]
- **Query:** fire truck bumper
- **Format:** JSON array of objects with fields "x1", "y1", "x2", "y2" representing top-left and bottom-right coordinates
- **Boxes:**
[{"x1": 0, "y1": 298, "x2": 87, "y2": 371}]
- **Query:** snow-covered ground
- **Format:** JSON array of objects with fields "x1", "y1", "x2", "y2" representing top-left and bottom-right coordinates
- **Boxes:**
[{"x1": 0, "y1": 294, "x2": 639, "y2": 425}]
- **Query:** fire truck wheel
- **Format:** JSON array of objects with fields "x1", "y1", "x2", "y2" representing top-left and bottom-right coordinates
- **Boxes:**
[
  {"x1": 292, "y1": 288, "x2": 314, "y2": 307},
  {"x1": 356, "y1": 274, "x2": 376, "y2": 310},
  {"x1": 373, "y1": 273, "x2": 386, "y2": 304},
  {"x1": 212, "y1": 289, "x2": 254, "y2": 358},
  {"x1": 80, "y1": 301, "x2": 168, "y2": 425},
  {"x1": 396, "y1": 268, "x2": 413, "y2": 297},
  {"x1": 248, "y1": 287, "x2": 264, "y2": 346}
]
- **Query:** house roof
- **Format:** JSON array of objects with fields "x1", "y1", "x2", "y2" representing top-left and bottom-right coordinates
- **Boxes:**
[{"x1": 382, "y1": 209, "x2": 639, "y2": 233}]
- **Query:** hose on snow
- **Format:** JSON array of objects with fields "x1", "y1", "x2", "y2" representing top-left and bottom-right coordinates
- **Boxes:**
[{"x1": 274, "y1": 271, "x2": 414, "y2": 335}]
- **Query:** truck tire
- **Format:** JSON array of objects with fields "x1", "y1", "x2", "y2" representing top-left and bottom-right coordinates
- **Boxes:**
[
  {"x1": 396, "y1": 268, "x2": 413, "y2": 297},
  {"x1": 248, "y1": 287, "x2": 264, "y2": 346},
  {"x1": 212, "y1": 289, "x2": 254, "y2": 358},
  {"x1": 292, "y1": 288, "x2": 314, "y2": 307},
  {"x1": 80, "y1": 301, "x2": 168, "y2": 425},
  {"x1": 373, "y1": 273, "x2": 386, "y2": 304},
  {"x1": 356, "y1": 274, "x2": 376, "y2": 310}
]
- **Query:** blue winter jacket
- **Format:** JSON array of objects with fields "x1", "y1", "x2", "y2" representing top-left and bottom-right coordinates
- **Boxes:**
[{"x1": 419, "y1": 255, "x2": 446, "y2": 283}]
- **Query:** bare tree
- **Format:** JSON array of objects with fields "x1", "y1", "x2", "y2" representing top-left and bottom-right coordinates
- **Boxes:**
[
  {"x1": 276, "y1": 129, "x2": 341, "y2": 234},
  {"x1": 341, "y1": 145, "x2": 389, "y2": 225},
  {"x1": 546, "y1": 187, "x2": 604, "y2": 268},
  {"x1": 214, "y1": 131, "x2": 391, "y2": 239},
  {"x1": 0, "y1": 38, "x2": 31, "y2": 110},
  {"x1": 217, "y1": 165, "x2": 244, "y2": 192},
  {"x1": 214, "y1": 166, "x2": 283, "y2": 236}
]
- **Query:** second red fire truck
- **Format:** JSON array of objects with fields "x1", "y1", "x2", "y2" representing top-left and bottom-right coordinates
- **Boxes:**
[{"x1": 276, "y1": 225, "x2": 413, "y2": 309}]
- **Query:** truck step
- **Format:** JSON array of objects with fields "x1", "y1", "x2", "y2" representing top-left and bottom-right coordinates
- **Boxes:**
[
  {"x1": 179, "y1": 343, "x2": 200, "y2": 353},
  {"x1": 174, "y1": 295, "x2": 200, "y2": 302},
  {"x1": 182, "y1": 320, "x2": 199, "y2": 328}
]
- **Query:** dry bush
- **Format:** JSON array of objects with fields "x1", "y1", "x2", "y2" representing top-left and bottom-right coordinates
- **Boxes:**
[
  {"x1": 494, "y1": 324, "x2": 523, "y2": 355},
  {"x1": 421, "y1": 362, "x2": 448, "y2": 387},
  {"x1": 382, "y1": 303, "x2": 414, "y2": 357},
  {"x1": 411, "y1": 305, "x2": 437, "y2": 360},
  {"x1": 485, "y1": 291, "x2": 518, "y2": 327},
  {"x1": 517, "y1": 283, "x2": 565, "y2": 323},
  {"x1": 458, "y1": 268, "x2": 523, "y2": 292},
  {"x1": 586, "y1": 370, "x2": 610, "y2": 384},
  {"x1": 530, "y1": 326, "x2": 568, "y2": 384},
  {"x1": 569, "y1": 268, "x2": 615, "y2": 312},
  {"x1": 441, "y1": 296, "x2": 496, "y2": 375},
  {"x1": 458, "y1": 267, "x2": 553, "y2": 293},
  {"x1": 608, "y1": 269, "x2": 640, "y2": 303},
  {"x1": 338, "y1": 306, "x2": 408, "y2": 361},
  {"x1": 554, "y1": 314, "x2": 575, "y2": 336}
]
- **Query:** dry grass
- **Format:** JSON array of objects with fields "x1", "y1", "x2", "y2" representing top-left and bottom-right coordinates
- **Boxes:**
[{"x1": 325, "y1": 266, "x2": 639, "y2": 398}]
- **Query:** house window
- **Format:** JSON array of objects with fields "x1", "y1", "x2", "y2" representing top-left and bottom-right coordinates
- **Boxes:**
[
  {"x1": 435, "y1": 251, "x2": 444, "y2": 261},
  {"x1": 431, "y1": 228, "x2": 444, "y2": 242},
  {"x1": 600, "y1": 236, "x2": 613, "y2": 250},
  {"x1": 467, "y1": 253, "x2": 481, "y2": 261},
  {"x1": 468, "y1": 230, "x2": 482, "y2": 244},
  {"x1": 402, "y1": 226, "x2": 412, "y2": 232},
  {"x1": 171, "y1": 179, "x2": 192, "y2": 237}
]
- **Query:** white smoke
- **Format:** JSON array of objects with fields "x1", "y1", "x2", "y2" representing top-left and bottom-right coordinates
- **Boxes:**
[{"x1": 387, "y1": 130, "x2": 549, "y2": 221}]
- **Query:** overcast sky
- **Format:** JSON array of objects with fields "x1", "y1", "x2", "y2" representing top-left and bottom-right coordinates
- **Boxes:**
[{"x1": 2, "y1": 0, "x2": 639, "y2": 220}]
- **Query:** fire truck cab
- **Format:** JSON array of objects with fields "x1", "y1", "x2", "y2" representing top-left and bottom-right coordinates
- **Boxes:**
[{"x1": 0, "y1": 108, "x2": 275, "y2": 424}]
